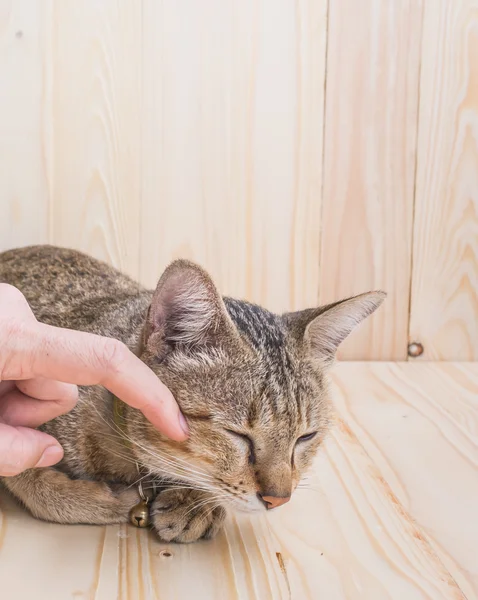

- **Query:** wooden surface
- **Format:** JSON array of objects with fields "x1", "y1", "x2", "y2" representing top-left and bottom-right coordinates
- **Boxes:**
[
  {"x1": 139, "y1": 0, "x2": 327, "y2": 313},
  {"x1": 0, "y1": 0, "x2": 52, "y2": 250},
  {"x1": 0, "y1": 0, "x2": 328, "y2": 314},
  {"x1": 0, "y1": 362, "x2": 476, "y2": 600},
  {"x1": 409, "y1": 0, "x2": 478, "y2": 360},
  {"x1": 1, "y1": 0, "x2": 478, "y2": 360},
  {"x1": 50, "y1": 0, "x2": 142, "y2": 279},
  {"x1": 319, "y1": 0, "x2": 423, "y2": 361}
]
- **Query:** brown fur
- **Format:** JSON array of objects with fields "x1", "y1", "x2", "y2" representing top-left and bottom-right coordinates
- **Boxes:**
[{"x1": 0, "y1": 246, "x2": 385, "y2": 542}]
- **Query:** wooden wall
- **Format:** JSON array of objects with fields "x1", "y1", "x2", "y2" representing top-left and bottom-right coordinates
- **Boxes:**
[{"x1": 1, "y1": 0, "x2": 477, "y2": 361}]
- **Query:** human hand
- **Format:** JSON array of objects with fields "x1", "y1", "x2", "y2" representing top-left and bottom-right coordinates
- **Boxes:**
[{"x1": 0, "y1": 284, "x2": 188, "y2": 477}]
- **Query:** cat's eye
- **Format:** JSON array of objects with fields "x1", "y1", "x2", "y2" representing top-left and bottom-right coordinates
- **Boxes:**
[
  {"x1": 296, "y1": 432, "x2": 317, "y2": 443},
  {"x1": 224, "y1": 429, "x2": 256, "y2": 464}
]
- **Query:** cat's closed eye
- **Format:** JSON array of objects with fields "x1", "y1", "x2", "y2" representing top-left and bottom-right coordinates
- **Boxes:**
[
  {"x1": 296, "y1": 432, "x2": 317, "y2": 443},
  {"x1": 224, "y1": 429, "x2": 256, "y2": 464}
]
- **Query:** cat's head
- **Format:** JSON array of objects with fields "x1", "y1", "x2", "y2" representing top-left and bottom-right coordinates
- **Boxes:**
[{"x1": 136, "y1": 260, "x2": 385, "y2": 512}]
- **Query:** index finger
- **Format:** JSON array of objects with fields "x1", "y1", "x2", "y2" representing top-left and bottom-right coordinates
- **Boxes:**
[{"x1": 28, "y1": 323, "x2": 188, "y2": 441}]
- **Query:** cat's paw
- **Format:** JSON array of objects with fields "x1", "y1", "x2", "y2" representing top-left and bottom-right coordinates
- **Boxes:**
[{"x1": 150, "y1": 488, "x2": 226, "y2": 543}]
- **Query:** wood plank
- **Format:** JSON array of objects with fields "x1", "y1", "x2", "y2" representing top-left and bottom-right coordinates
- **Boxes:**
[
  {"x1": 319, "y1": 0, "x2": 423, "y2": 360},
  {"x1": 409, "y1": 0, "x2": 478, "y2": 360},
  {"x1": 140, "y1": 0, "x2": 327, "y2": 312},
  {"x1": 1, "y1": 363, "x2": 476, "y2": 599},
  {"x1": 49, "y1": 0, "x2": 142, "y2": 279},
  {"x1": 331, "y1": 362, "x2": 478, "y2": 598},
  {"x1": 0, "y1": 1, "x2": 52, "y2": 250}
]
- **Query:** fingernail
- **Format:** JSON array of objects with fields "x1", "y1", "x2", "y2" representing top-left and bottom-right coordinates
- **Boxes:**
[
  {"x1": 34, "y1": 446, "x2": 64, "y2": 468},
  {"x1": 178, "y1": 412, "x2": 189, "y2": 436}
]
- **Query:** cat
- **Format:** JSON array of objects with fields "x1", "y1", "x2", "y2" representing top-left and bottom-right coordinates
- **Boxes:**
[{"x1": 0, "y1": 245, "x2": 385, "y2": 543}]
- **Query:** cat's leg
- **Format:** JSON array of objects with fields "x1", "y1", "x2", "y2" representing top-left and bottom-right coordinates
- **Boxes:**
[
  {"x1": 2, "y1": 468, "x2": 139, "y2": 525},
  {"x1": 151, "y1": 488, "x2": 226, "y2": 543}
]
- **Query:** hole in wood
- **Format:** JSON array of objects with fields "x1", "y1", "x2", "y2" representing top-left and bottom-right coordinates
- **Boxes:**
[{"x1": 407, "y1": 342, "x2": 424, "y2": 358}]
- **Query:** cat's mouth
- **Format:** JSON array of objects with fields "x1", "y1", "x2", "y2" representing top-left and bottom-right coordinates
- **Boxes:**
[{"x1": 215, "y1": 484, "x2": 297, "y2": 513}]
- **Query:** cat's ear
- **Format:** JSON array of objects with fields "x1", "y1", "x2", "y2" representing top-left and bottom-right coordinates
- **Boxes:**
[
  {"x1": 283, "y1": 291, "x2": 386, "y2": 365},
  {"x1": 145, "y1": 259, "x2": 238, "y2": 356}
]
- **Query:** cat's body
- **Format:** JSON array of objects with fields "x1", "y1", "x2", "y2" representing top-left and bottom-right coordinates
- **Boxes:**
[{"x1": 0, "y1": 246, "x2": 385, "y2": 542}]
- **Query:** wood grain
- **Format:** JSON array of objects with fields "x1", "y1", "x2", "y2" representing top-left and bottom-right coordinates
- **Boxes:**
[
  {"x1": 331, "y1": 362, "x2": 478, "y2": 598},
  {"x1": 1, "y1": 362, "x2": 476, "y2": 599},
  {"x1": 49, "y1": 0, "x2": 142, "y2": 279},
  {"x1": 1, "y1": 0, "x2": 478, "y2": 361},
  {"x1": 409, "y1": 0, "x2": 478, "y2": 360},
  {"x1": 0, "y1": 0, "x2": 52, "y2": 251},
  {"x1": 319, "y1": 0, "x2": 423, "y2": 360},
  {"x1": 140, "y1": 0, "x2": 327, "y2": 312}
]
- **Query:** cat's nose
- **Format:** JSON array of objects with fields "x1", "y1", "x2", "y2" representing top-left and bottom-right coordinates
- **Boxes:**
[{"x1": 258, "y1": 494, "x2": 291, "y2": 510}]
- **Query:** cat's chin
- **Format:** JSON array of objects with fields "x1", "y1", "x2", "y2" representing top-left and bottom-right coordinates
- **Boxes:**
[
  {"x1": 233, "y1": 505, "x2": 265, "y2": 514},
  {"x1": 227, "y1": 495, "x2": 267, "y2": 514}
]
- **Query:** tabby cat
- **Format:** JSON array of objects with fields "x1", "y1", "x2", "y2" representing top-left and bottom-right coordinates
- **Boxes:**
[{"x1": 0, "y1": 246, "x2": 384, "y2": 543}]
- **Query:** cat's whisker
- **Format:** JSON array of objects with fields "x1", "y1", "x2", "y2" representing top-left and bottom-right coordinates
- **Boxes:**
[
  {"x1": 142, "y1": 483, "x2": 221, "y2": 494},
  {"x1": 88, "y1": 409, "x2": 214, "y2": 490},
  {"x1": 137, "y1": 458, "x2": 222, "y2": 495},
  {"x1": 133, "y1": 446, "x2": 216, "y2": 484},
  {"x1": 296, "y1": 484, "x2": 320, "y2": 490},
  {"x1": 142, "y1": 465, "x2": 214, "y2": 492},
  {"x1": 89, "y1": 404, "x2": 220, "y2": 491},
  {"x1": 194, "y1": 502, "x2": 224, "y2": 527},
  {"x1": 108, "y1": 419, "x2": 217, "y2": 483},
  {"x1": 295, "y1": 478, "x2": 324, "y2": 496},
  {"x1": 126, "y1": 469, "x2": 155, "y2": 491},
  {"x1": 182, "y1": 495, "x2": 231, "y2": 519},
  {"x1": 95, "y1": 443, "x2": 138, "y2": 466},
  {"x1": 173, "y1": 501, "x2": 224, "y2": 531},
  {"x1": 150, "y1": 478, "x2": 221, "y2": 496},
  {"x1": 107, "y1": 453, "x2": 141, "y2": 469},
  {"x1": 185, "y1": 495, "x2": 230, "y2": 512},
  {"x1": 143, "y1": 446, "x2": 216, "y2": 481},
  {"x1": 146, "y1": 450, "x2": 216, "y2": 483},
  {"x1": 128, "y1": 443, "x2": 219, "y2": 488},
  {"x1": 203, "y1": 503, "x2": 222, "y2": 520},
  {"x1": 138, "y1": 441, "x2": 214, "y2": 476}
]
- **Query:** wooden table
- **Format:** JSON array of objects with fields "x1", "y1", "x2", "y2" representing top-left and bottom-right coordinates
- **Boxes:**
[{"x1": 1, "y1": 363, "x2": 476, "y2": 600}]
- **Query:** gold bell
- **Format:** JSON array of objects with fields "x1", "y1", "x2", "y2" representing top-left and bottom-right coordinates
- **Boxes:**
[{"x1": 129, "y1": 499, "x2": 150, "y2": 528}]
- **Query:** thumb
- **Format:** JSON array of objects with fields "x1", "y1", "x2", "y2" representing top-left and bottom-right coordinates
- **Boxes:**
[{"x1": 0, "y1": 423, "x2": 64, "y2": 476}]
